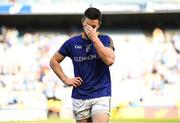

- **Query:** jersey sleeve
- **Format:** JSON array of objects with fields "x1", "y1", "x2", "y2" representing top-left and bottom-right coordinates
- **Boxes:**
[
  {"x1": 58, "y1": 40, "x2": 70, "y2": 57},
  {"x1": 104, "y1": 35, "x2": 115, "y2": 51}
]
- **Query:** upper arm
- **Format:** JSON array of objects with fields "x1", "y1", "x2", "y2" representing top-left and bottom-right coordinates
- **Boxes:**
[
  {"x1": 107, "y1": 36, "x2": 115, "y2": 51},
  {"x1": 103, "y1": 35, "x2": 115, "y2": 51},
  {"x1": 106, "y1": 47, "x2": 114, "y2": 53},
  {"x1": 105, "y1": 36, "x2": 115, "y2": 62},
  {"x1": 106, "y1": 47, "x2": 115, "y2": 57},
  {"x1": 51, "y1": 52, "x2": 65, "y2": 64}
]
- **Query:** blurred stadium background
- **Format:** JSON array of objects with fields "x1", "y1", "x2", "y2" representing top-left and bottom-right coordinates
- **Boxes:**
[{"x1": 0, "y1": 0, "x2": 180, "y2": 122}]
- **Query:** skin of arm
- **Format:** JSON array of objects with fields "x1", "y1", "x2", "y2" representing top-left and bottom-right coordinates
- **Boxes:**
[{"x1": 49, "y1": 52, "x2": 83, "y2": 87}]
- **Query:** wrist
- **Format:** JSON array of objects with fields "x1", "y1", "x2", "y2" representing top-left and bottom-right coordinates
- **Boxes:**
[
  {"x1": 62, "y1": 76, "x2": 68, "y2": 83},
  {"x1": 91, "y1": 36, "x2": 99, "y2": 43}
]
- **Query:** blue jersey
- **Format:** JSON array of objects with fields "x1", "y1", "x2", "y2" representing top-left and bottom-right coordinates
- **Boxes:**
[{"x1": 58, "y1": 33, "x2": 114, "y2": 99}]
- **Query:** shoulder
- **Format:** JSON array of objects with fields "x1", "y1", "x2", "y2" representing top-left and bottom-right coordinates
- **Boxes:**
[
  {"x1": 98, "y1": 33, "x2": 113, "y2": 43},
  {"x1": 99, "y1": 33, "x2": 112, "y2": 40},
  {"x1": 64, "y1": 35, "x2": 81, "y2": 44},
  {"x1": 67, "y1": 35, "x2": 80, "y2": 42},
  {"x1": 70, "y1": 35, "x2": 81, "y2": 40},
  {"x1": 98, "y1": 33, "x2": 115, "y2": 50}
]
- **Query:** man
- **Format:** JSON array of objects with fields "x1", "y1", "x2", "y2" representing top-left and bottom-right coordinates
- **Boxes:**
[{"x1": 50, "y1": 7, "x2": 115, "y2": 123}]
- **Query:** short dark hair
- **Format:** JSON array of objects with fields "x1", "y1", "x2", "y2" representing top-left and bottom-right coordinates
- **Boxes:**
[{"x1": 82, "y1": 7, "x2": 102, "y2": 24}]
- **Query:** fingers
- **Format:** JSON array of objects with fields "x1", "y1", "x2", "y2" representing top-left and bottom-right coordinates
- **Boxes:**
[
  {"x1": 84, "y1": 24, "x2": 92, "y2": 30},
  {"x1": 84, "y1": 26, "x2": 90, "y2": 35},
  {"x1": 72, "y1": 77, "x2": 83, "y2": 87},
  {"x1": 76, "y1": 77, "x2": 83, "y2": 82},
  {"x1": 84, "y1": 24, "x2": 93, "y2": 35}
]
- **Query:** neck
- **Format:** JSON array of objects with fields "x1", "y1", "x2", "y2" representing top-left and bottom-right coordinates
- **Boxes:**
[{"x1": 82, "y1": 32, "x2": 89, "y2": 40}]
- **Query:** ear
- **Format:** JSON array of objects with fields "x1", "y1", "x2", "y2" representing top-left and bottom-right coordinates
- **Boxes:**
[
  {"x1": 96, "y1": 23, "x2": 101, "y2": 30},
  {"x1": 81, "y1": 18, "x2": 84, "y2": 24},
  {"x1": 95, "y1": 26, "x2": 99, "y2": 31},
  {"x1": 99, "y1": 21, "x2": 101, "y2": 26}
]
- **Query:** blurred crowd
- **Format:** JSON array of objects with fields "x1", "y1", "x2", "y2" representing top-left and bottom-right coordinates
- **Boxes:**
[
  {"x1": 0, "y1": 26, "x2": 180, "y2": 118},
  {"x1": 111, "y1": 27, "x2": 180, "y2": 109},
  {"x1": 0, "y1": 26, "x2": 74, "y2": 118}
]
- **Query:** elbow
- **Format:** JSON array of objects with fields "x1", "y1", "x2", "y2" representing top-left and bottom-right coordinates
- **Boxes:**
[
  {"x1": 49, "y1": 52, "x2": 63, "y2": 69},
  {"x1": 49, "y1": 58, "x2": 55, "y2": 69},
  {"x1": 104, "y1": 51, "x2": 115, "y2": 66},
  {"x1": 106, "y1": 58, "x2": 115, "y2": 66}
]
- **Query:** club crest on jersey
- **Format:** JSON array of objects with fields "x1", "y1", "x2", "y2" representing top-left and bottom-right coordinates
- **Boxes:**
[{"x1": 86, "y1": 44, "x2": 92, "y2": 52}]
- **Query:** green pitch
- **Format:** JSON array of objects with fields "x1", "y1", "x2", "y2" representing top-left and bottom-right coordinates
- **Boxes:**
[{"x1": 0, "y1": 118, "x2": 179, "y2": 123}]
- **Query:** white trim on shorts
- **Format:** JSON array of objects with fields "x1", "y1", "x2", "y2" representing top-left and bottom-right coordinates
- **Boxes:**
[{"x1": 72, "y1": 96, "x2": 111, "y2": 120}]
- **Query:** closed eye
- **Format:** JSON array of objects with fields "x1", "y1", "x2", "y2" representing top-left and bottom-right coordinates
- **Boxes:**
[{"x1": 92, "y1": 26, "x2": 96, "y2": 29}]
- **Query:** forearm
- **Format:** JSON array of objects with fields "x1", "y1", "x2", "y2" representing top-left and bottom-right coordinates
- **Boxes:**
[
  {"x1": 92, "y1": 37, "x2": 115, "y2": 66},
  {"x1": 49, "y1": 59, "x2": 68, "y2": 83},
  {"x1": 50, "y1": 54, "x2": 82, "y2": 87}
]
